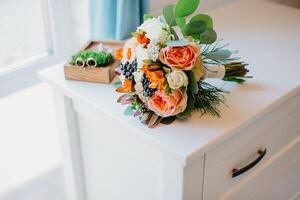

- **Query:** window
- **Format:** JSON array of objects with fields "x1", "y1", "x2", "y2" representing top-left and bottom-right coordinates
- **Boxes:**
[
  {"x1": 0, "y1": 0, "x2": 53, "y2": 72},
  {"x1": 0, "y1": 0, "x2": 71, "y2": 97}
]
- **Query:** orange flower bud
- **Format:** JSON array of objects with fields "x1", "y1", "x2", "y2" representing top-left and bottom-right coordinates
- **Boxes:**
[
  {"x1": 114, "y1": 48, "x2": 123, "y2": 60},
  {"x1": 116, "y1": 79, "x2": 134, "y2": 93},
  {"x1": 127, "y1": 48, "x2": 132, "y2": 60}
]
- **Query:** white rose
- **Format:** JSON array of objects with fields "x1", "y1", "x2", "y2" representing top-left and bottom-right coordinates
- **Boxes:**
[{"x1": 167, "y1": 70, "x2": 188, "y2": 89}]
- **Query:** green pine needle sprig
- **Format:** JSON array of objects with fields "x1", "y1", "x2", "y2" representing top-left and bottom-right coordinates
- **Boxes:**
[{"x1": 193, "y1": 81, "x2": 227, "y2": 117}]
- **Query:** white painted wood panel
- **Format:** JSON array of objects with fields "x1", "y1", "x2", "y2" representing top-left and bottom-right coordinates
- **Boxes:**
[
  {"x1": 73, "y1": 99, "x2": 205, "y2": 200},
  {"x1": 52, "y1": 89, "x2": 86, "y2": 200},
  {"x1": 225, "y1": 134, "x2": 300, "y2": 200},
  {"x1": 183, "y1": 157, "x2": 205, "y2": 200},
  {"x1": 245, "y1": 155, "x2": 300, "y2": 200},
  {"x1": 75, "y1": 102, "x2": 164, "y2": 200},
  {"x1": 203, "y1": 94, "x2": 300, "y2": 199}
]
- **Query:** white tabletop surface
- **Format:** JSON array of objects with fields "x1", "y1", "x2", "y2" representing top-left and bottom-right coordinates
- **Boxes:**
[{"x1": 39, "y1": 0, "x2": 300, "y2": 164}]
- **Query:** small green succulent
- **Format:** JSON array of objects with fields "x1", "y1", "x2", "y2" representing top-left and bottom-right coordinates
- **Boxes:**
[{"x1": 70, "y1": 50, "x2": 114, "y2": 67}]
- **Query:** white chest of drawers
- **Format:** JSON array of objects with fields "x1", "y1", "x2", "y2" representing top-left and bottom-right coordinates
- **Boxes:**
[{"x1": 40, "y1": 1, "x2": 300, "y2": 200}]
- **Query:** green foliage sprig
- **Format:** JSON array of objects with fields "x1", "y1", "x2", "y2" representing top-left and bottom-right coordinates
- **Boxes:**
[
  {"x1": 130, "y1": 95, "x2": 149, "y2": 113},
  {"x1": 70, "y1": 50, "x2": 114, "y2": 67},
  {"x1": 117, "y1": 93, "x2": 163, "y2": 128},
  {"x1": 202, "y1": 41, "x2": 252, "y2": 83},
  {"x1": 161, "y1": 0, "x2": 217, "y2": 44},
  {"x1": 175, "y1": 80, "x2": 227, "y2": 120},
  {"x1": 193, "y1": 82, "x2": 227, "y2": 117},
  {"x1": 202, "y1": 42, "x2": 239, "y2": 64}
]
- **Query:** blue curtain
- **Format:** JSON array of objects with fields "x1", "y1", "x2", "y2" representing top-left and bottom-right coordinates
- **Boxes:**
[{"x1": 89, "y1": 0, "x2": 149, "y2": 40}]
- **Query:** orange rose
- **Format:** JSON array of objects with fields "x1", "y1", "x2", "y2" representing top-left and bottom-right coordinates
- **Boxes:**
[
  {"x1": 148, "y1": 89, "x2": 187, "y2": 117},
  {"x1": 159, "y1": 44, "x2": 201, "y2": 71}
]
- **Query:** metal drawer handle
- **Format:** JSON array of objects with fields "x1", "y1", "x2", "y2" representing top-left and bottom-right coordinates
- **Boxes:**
[{"x1": 232, "y1": 148, "x2": 267, "y2": 178}]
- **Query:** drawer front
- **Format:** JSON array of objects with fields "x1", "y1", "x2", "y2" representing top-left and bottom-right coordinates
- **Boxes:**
[
  {"x1": 225, "y1": 134, "x2": 300, "y2": 200},
  {"x1": 203, "y1": 94, "x2": 300, "y2": 200}
]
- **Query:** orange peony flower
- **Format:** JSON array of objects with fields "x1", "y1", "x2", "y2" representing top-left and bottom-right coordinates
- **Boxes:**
[
  {"x1": 148, "y1": 89, "x2": 187, "y2": 117},
  {"x1": 159, "y1": 44, "x2": 201, "y2": 71},
  {"x1": 116, "y1": 79, "x2": 134, "y2": 93}
]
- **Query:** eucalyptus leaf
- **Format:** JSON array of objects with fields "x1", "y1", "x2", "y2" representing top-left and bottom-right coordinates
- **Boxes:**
[
  {"x1": 206, "y1": 49, "x2": 232, "y2": 60},
  {"x1": 191, "y1": 34, "x2": 201, "y2": 40},
  {"x1": 200, "y1": 28, "x2": 217, "y2": 44},
  {"x1": 183, "y1": 20, "x2": 206, "y2": 36},
  {"x1": 143, "y1": 14, "x2": 154, "y2": 21},
  {"x1": 175, "y1": 17, "x2": 186, "y2": 30},
  {"x1": 163, "y1": 5, "x2": 177, "y2": 26},
  {"x1": 113, "y1": 81, "x2": 122, "y2": 89},
  {"x1": 124, "y1": 106, "x2": 135, "y2": 116},
  {"x1": 188, "y1": 71, "x2": 199, "y2": 94},
  {"x1": 160, "y1": 116, "x2": 176, "y2": 125},
  {"x1": 166, "y1": 40, "x2": 189, "y2": 46},
  {"x1": 175, "y1": 0, "x2": 200, "y2": 17},
  {"x1": 191, "y1": 14, "x2": 213, "y2": 28}
]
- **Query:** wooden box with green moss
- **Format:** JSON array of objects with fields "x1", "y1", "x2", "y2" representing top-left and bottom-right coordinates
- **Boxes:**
[{"x1": 64, "y1": 40, "x2": 124, "y2": 84}]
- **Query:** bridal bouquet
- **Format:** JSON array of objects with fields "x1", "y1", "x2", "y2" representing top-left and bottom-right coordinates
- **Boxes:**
[{"x1": 114, "y1": 0, "x2": 251, "y2": 128}]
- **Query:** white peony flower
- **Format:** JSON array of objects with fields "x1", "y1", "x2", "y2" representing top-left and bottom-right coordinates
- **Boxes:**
[
  {"x1": 138, "y1": 16, "x2": 170, "y2": 43},
  {"x1": 136, "y1": 45, "x2": 150, "y2": 68},
  {"x1": 147, "y1": 38, "x2": 160, "y2": 61},
  {"x1": 167, "y1": 70, "x2": 189, "y2": 89}
]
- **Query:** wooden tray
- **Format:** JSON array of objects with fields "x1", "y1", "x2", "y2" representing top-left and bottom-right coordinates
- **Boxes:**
[{"x1": 64, "y1": 40, "x2": 124, "y2": 84}]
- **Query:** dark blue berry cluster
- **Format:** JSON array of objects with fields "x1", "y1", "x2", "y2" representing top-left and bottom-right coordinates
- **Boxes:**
[
  {"x1": 142, "y1": 75, "x2": 157, "y2": 97},
  {"x1": 120, "y1": 60, "x2": 137, "y2": 82}
]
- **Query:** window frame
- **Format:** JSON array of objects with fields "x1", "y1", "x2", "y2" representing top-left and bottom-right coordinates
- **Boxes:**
[{"x1": 0, "y1": 0, "x2": 72, "y2": 97}]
